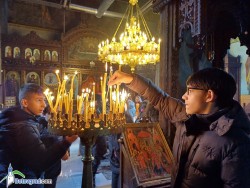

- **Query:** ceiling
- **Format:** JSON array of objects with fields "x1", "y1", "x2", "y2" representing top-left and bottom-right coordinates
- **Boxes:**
[
  {"x1": 7, "y1": 0, "x2": 160, "y2": 40},
  {"x1": 13, "y1": 0, "x2": 153, "y2": 18}
]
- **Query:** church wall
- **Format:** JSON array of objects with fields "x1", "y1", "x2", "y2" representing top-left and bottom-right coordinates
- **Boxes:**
[
  {"x1": 8, "y1": 23, "x2": 60, "y2": 41},
  {"x1": 1, "y1": 1, "x2": 160, "y2": 109}
]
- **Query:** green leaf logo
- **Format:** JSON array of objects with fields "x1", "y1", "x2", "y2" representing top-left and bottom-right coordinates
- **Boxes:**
[{"x1": 12, "y1": 170, "x2": 25, "y2": 178}]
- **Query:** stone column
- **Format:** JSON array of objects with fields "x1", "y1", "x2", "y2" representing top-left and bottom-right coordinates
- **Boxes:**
[{"x1": 153, "y1": 0, "x2": 179, "y2": 146}]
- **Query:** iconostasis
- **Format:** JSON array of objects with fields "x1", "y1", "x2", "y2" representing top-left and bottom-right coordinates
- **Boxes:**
[{"x1": 1, "y1": 26, "x2": 109, "y2": 108}]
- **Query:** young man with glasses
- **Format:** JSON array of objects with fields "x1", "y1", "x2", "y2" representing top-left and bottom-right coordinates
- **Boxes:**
[{"x1": 108, "y1": 68, "x2": 250, "y2": 188}]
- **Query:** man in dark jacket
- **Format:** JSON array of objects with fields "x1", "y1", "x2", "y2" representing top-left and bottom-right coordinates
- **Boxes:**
[
  {"x1": 109, "y1": 108, "x2": 135, "y2": 188},
  {"x1": 0, "y1": 83, "x2": 77, "y2": 188},
  {"x1": 37, "y1": 111, "x2": 69, "y2": 188},
  {"x1": 108, "y1": 68, "x2": 250, "y2": 188}
]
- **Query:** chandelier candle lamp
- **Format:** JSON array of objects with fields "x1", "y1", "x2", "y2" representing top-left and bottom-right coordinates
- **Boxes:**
[
  {"x1": 98, "y1": 0, "x2": 160, "y2": 72},
  {"x1": 44, "y1": 65, "x2": 128, "y2": 188}
]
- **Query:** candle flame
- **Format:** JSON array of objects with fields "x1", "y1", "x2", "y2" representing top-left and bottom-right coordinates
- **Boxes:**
[
  {"x1": 44, "y1": 65, "x2": 128, "y2": 130},
  {"x1": 44, "y1": 89, "x2": 49, "y2": 95},
  {"x1": 112, "y1": 92, "x2": 116, "y2": 101},
  {"x1": 64, "y1": 75, "x2": 68, "y2": 80}
]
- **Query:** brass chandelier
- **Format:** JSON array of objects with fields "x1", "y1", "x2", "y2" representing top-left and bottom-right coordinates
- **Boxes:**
[{"x1": 98, "y1": 0, "x2": 160, "y2": 72}]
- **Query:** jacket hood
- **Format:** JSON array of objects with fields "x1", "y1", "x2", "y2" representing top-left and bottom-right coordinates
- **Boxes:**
[
  {"x1": 0, "y1": 106, "x2": 38, "y2": 126},
  {"x1": 209, "y1": 100, "x2": 250, "y2": 136}
]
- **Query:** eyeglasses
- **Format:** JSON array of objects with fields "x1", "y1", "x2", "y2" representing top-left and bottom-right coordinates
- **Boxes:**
[{"x1": 186, "y1": 87, "x2": 207, "y2": 95}]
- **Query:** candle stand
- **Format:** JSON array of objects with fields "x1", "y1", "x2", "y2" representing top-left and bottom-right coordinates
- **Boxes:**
[
  {"x1": 45, "y1": 67, "x2": 127, "y2": 188},
  {"x1": 48, "y1": 112, "x2": 125, "y2": 188}
]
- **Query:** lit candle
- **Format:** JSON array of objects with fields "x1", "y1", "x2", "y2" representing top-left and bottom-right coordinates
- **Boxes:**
[
  {"x1": 109, "y1": 86, "x2": 112, "y2": 112},
  {"x1": 77, "y1": 95, "x2": 79, "y2": 113},
  {"x1": 112, "y1": 91, "x2": 116, "y2": 113},
  {"x1": 77, "y1": 95, "x2": 83, "y2": 114},
  {"x1": 79, "y1": 90, "x2": 85, "y2": 115},
  {"x1": 108, "y1": 66, "x2": 113, "y2": 113},
  {"x1": 59, "y1": 96, "x2": 63, "y2": 112},
  {"x1": 51, "y1": 96, "x2": 55, "y2": 108},
  {"x1": 102, "y1": 63, "x2": 107, "y2": 115},
  {"x1": 93, "y1": 82, "x2": 95, "y2": 105},
  {"x1": 68, "y1": 99, "x2": 73, "y2": 126},
  {"x1": 116, "y1": 65, "x2": 122, "y2": 112},
  {"x1": 71, "y1": 71, "x2": 77, "y2": 89},
  {"x1": 54, "y1": 89, "x2": 61, "y2": 112},
  {"x1": 90, "y1": 101, "x2": 95, "y2": 115},
  {"x1": 85, "y1": 92, "x2": 89, "y2": 127},
  {"x1": 66, "y1": 95, "x2": 70, "y2": 114},
  {"x1": 115, "y1": 83, "x2": 119, "y2": 113},
  {"x1": 44, "y1": 89, "x2": 55, "y2": 113},
  {"x1": 54, "y1": 70, "x2": 62, "y2": 111},
  {"x1": 119, "y1": 89, "x2": 126, "y2": 113},
  {"x1": 68, "y1": 71, "x2": 77, "y2": 124},
  {"x1": 63, "y1": 94, "x2": 67, "y2": 114},
  {"x1": 59, "y1": 75, "x2": 68, "y2": 112},
  {"x1": 83, "y1": 93, "x2": 87, "y2": 120},
  {"x1": 55, "y1": 70, "x2": 61, "y2": 84},
  {"x1": 70, "y1": 71, "x2": 77, "y2": 97},
  {"x1": 61, "y1": 75, "x2": 68, "y2": 94}
]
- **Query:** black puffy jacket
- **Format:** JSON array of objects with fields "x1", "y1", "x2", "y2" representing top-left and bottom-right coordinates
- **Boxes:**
[
  {"x1": 127, "y1": 74, "x2": 250, "y2": 188},
  {"x1": 0, "y1": 107, "x2": 71, "y2": 187}
]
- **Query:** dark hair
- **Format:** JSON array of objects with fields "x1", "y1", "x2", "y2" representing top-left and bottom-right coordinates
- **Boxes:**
[
  {"x1": 19, "y1": 83, "x2": 44, "y2": 104},
  {"x1": 186, "y1": 68, "x2": 236, "y2": 108}
]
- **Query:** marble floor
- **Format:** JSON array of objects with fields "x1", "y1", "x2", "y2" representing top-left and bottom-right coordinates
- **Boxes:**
[{"x1": 56, "y1": 138, "x2": 112, "y2": 188}]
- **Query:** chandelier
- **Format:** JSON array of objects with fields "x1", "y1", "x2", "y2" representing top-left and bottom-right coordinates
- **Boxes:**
[{"x1": 98, "y1": 0, "x2": 160, "y2": 72}]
